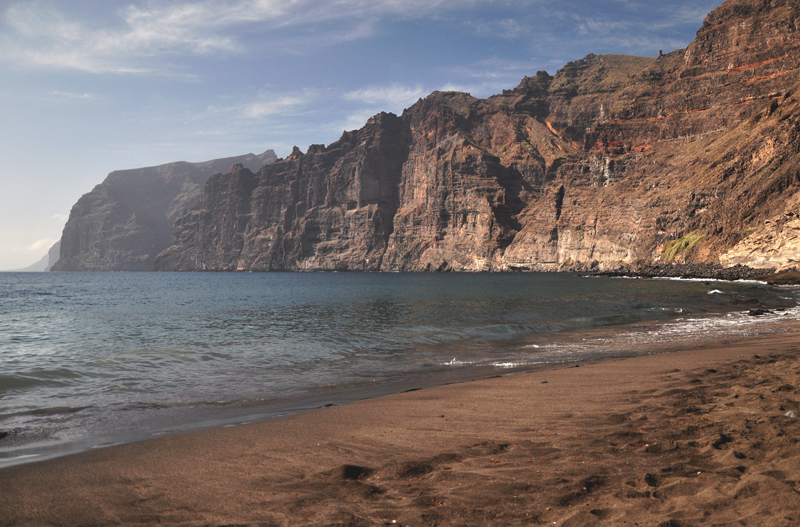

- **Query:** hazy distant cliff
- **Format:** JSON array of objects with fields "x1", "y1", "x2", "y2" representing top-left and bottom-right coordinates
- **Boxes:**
[
  {"x1": 155, "y1": 0, "x2": 800, "y2": 273},
  {"x1": 53, "y1": 150, "x2": 276, "y2": 271},
  {"x1": 11, "y1": 241, "x2": 60, "y2": 272}
]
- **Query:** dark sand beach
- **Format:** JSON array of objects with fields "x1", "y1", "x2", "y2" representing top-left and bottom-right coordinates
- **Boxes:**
[{"x1": 3, "y1": 333, "x2": 800, "y2": 526}]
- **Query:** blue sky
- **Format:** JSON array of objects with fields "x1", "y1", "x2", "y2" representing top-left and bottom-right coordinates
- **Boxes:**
[{"x1": 0, "y1": 0, "x2": 721, "y2": 270}]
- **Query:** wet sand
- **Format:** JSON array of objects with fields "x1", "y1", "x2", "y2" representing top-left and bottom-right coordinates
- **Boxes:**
[{"x1": 2, "y1": 333, "x2": 800, "y2": 526}]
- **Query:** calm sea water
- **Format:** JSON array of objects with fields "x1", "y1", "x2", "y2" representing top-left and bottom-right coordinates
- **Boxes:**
[{"x1": 1, "y1": 272, "x2": 798, "y2": 467}]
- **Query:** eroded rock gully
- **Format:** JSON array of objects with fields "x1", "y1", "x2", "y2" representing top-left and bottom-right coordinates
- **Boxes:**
[{"x1": 155, "y1": 0, "x2": 800, "y2": 273}]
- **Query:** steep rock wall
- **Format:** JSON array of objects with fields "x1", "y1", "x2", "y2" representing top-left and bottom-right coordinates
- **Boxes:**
[
  {"x1": 53, "y1": 150, "x2": 276, "y2": 271},
  {"x1": 156, "y1": 0, "x2": 800, "y2": 273},
  {"x1": 156, "y1": 115, "x2": 407, "y2": 271}
]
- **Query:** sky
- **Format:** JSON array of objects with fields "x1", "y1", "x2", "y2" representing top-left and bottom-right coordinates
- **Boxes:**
[{"x1": 0, "y1": 0, "x2": 722, "y2": 270}]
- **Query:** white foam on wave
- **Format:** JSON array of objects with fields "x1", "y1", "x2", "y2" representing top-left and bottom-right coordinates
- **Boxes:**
[
  {"x1": 708, "y1": 289, "x2": 725, "y2": 295},
  {"x1": 1, "y1": 453, "x2": 40, "y2": 462},
  {"x1": 586, "y1": 275, "x2": 768, "y2": 285},
  {"x1": 620, "y1": 305, "x2": 800, "y2": 346},
  {"x1": 492, "y1": 362, "x2": 522, "y2": 368},
  {"x1": 442, "y1": 358, "x2": 471, "y2": 366},
  {"x1": 650, "y1": 277, "x2": 768, "y2": 285},
  {"x1": 90, "y1": 441, "x2": 125, "y2": 449},
  {"x1": 520, "y1": 305, "x2": 800, "y2": 366}
]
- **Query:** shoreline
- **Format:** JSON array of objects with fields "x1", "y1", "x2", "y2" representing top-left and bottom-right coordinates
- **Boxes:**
[
  {"x1": 0, "y1": 335, "x2": 685, "y2": 471},
  {"x1": 3, "y1": 332, "x2": 800, "y2": 525},
  {"x1": 3, "y1": 303, "x2": 796, "y2": 472},
  {"x1": 12, "y1": 264, "x2": 800, "y2": 288},
  {"x1": 2, "y1": 272, "x2": 796, "y2": 476}
]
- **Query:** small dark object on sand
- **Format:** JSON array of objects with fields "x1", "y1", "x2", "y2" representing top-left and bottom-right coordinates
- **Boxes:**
[
  {"x1": 748, "y1": 309, "x2": 770, "y2": 317},
  {"x1": 338, "y1": 465, "x2": 371, "y2": 480}
]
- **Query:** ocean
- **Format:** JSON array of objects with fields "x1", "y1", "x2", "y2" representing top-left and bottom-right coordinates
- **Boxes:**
[{"x1": 1, "y1": 271, "x2": 797, "y2": 468}]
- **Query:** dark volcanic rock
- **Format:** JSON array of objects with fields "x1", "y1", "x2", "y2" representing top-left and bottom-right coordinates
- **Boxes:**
[
  {"x1": 157, "y1": 0, "x2": 800, "y2": 274},
  {"x1": 52, "y1": 150, "x2": 276, "y2": 271},
  {"x1": 758, "y1": 269, "x2": 800, "y2": 284},
  {"x1": 597, "y1": 263, "x2": 775, "y2": 281},
  {"x1": 156, "y1": 116, "x2": 406, "y2": 271}
]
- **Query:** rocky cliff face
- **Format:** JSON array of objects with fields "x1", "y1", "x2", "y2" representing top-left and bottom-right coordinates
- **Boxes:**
[
  {"x1": 156, "y1": 117, "x2": 407, "y2": 271},
  {"x1": 52, "y1": 151, "x2": 276, "y2": 271},
  {"x1": 156, "y1": 0, "x2": 800, "y2": 273}
]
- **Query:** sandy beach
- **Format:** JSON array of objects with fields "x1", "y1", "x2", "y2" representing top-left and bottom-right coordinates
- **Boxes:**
[{"x1": 3, "y1": 332, "x2": 800, "y2": 526}]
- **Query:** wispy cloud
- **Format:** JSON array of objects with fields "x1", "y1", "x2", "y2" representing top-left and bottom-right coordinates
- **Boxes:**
[
  {"x1": 344, "y1": 84, "x2": 426, "y2": 108},
  {"x1": 27, "y1": 237, "x2": 55, "y2": 251},
  {"x1": 449, "y1": 57, "x2": 544, "y2": 79},
  {"x1": 0, "y1": 2, "x2": 247, "y2": 74},
  {"x1": 0, "y1": 0, "x2": 718, "y2": 75},
  {"x1": 646, "y1": 5, "x2": 717, "y2": 30},
  {"x1": 467, "y1": 18, "x2": 526, "y2": 40},
  {"x1": 0, "y1": 0, "x2": 490, "y2": 74},
  {"x1": 193, "y1": 83, "x2": 428, "y2": 151},
  {"x1": 243, "y1": 92, "x2": 319, "y2": 118},
  {"x1": 50, "y1": 91, "x2": 96, "y2": 100},
  {"x1": 575, "y1": 17, "x2": 632, "y2": 36},
  {"x1": 202, "y1": 88, "x2": 320, "y2": 120}
]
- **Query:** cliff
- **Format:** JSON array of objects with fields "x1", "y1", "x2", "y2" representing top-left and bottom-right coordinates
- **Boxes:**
[
  {"x1": 52, "y1": 150, "x2": 276, "y2": 271},
  {"x1": 45, "y1": 241, "x2": 60, "y2": 271},
  {"x1": 156, "y1": 0, "x2": 800, "y2": 273},
  {"x1": 9, "y1": 241, "x2": 61, "y2": 272}
]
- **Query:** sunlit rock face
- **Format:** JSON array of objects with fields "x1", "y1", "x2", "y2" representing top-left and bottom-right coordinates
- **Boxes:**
[
  {"x1": 53, "y1": 151, "x2": 276, "y2": 271},
  {"x1": 156, "y1": 0, "x2": 800, "y2": 273}
]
